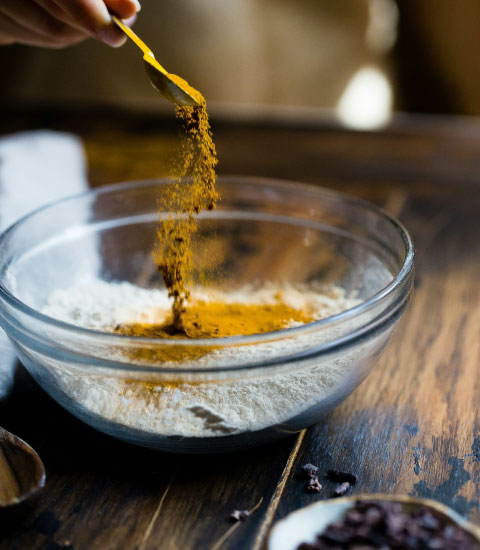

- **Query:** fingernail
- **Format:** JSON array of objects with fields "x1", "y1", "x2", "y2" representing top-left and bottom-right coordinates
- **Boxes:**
[
  {"x1": 97, "y1": 26, "x2": 127, "y2": 47},
  {"x1": 132, "y1": 0, "x2": 141, "y2": 12},
  {"x1": 124, "y1": 14, "x2": 137, "y2": 27}
]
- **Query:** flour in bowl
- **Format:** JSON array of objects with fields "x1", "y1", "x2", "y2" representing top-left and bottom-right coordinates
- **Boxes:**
[{"x1": 42, "y1": 280, "x2": 363, "y2": 438}]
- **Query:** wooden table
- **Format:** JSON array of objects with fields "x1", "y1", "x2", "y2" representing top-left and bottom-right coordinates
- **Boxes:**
[{"x1": 1, "y1": 107, "x2": 479, "y2": 549}]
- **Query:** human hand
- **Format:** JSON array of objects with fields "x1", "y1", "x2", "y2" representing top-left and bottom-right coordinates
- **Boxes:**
[{"x1": 0, "y1": 0, "x2": 140, "y2": 48}]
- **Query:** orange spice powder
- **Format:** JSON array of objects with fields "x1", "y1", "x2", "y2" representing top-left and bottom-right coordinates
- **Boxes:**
[
  {"x1": 115, "y1": 299, "x2": 314, "y2": 363},
  {"x1": 153, "y1": 83, "x2": 218, "y2": 333}
]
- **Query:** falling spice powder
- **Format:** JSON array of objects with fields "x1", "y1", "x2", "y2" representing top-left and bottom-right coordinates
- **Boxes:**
[
  {"x1": 120, "y1": 76, "x2": 318, "y2": 355},
  {"x1": 153, "y1": 84, "x2": 218, "y2": 333}
]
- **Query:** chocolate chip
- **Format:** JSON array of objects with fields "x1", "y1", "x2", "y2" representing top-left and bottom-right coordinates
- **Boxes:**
[
  {"x1": 229, "y1": 509, "x2": 249, "y2": 522},
  {"x1": 427, "y1": 538, "x2": 445, "y2": 549},
  {"x1": 333, "y1": 482, "x2": 351, "y2": 497},
  {"x1": 421, "y1": 512, "x2": 441, "y2": 531},
  {"x1": 322, "y1": 526, "x2": 349, "y2": 545},
  {"x1": 306, "y1": 477, "x2": 322, "y2": 493},
  {"x1": 301, "y1": 463, "x2": 319, "y2": 479},
  {"x1": 326, "y1": 469, "x2": 357, "y2": 485},
  {"x1": 345, "y1": 509, "x2": 364, "y2": 526}
]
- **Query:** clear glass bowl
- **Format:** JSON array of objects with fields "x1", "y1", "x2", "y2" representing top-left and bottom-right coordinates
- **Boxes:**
[{"x1": 0, "y1": 177, "x2": 414, "y2": 453}]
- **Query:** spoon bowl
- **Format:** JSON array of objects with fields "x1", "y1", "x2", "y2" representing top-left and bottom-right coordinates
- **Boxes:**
[
  {"x1": 143, "y1": 54, "x2": 202, "y2": 107},
  {"x1": 112, "y1": 16, "x2": 201, "y2": 107},
  {"x1": 0, "y1": 426, "x2": 45, "y2": 512}
]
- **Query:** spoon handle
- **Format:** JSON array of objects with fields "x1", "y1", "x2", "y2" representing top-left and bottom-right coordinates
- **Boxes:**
[{"x1": 111, "y1": 15, "x2": 150, "y2": 54}]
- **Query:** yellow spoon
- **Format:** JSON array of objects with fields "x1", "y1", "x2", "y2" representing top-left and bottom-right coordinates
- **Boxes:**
[{"x1": 111, "y1": 16, "x2": 201, "y2": 107}]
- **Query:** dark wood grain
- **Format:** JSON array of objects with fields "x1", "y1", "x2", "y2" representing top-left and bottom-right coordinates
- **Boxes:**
[{"x1": 0, "y1": 106, "x2": 479, "y2": 549}]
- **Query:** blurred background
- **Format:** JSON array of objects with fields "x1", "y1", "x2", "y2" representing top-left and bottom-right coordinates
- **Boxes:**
[{"x1": 1, "y1": 0, "x2": 479, "y2": 129}]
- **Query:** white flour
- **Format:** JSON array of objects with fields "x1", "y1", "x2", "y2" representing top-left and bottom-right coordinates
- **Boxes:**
[{"x1": 42, "y1": 280, "x2": 362, "y2": 437}]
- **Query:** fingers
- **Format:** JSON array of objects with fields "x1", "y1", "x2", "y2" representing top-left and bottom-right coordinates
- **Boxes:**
[
  {"x1": 0, "y1": 0, "x2": 87, "y2": 48},
  {"x1": 0, "y1": 0, "x2": 140, "y2": 48},
  {"x1": 105, "y1": 0, "x2": 140, "y2": 19},
  {"x1": 0, "y1": 9, "x2": 85, "y2": 48},
  {"x1": 35, "y1": 0, "x2": 137, "y2": 36},
  {"x1": 49, "y1": 0, "x2": 139, "y2": 47},
  {"x1": 1, "y1": 0, "x2": 75, "y2": 37},
  {"x1": 33, "y1": 0, "x2": 103, "y2": 36}
]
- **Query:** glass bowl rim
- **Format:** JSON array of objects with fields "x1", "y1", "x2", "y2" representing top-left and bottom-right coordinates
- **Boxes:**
[{"x1": 0, "y1": 176, "x2": 414, "y2": 349}]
